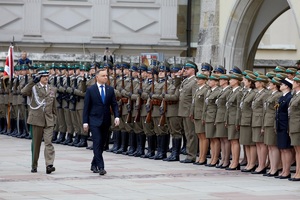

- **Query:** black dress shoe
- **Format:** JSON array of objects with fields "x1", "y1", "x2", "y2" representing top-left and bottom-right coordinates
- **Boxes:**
[
  {"x1": 180, "y1": 159, "x2": 195, "y2": 164},
  {"x1": 241, "y1": 166, "x2": 256, "y2": 173},
  {"x1": 31, "y1": 168, "x2": 37, "y2": 173},
  {"x1": 225, "y1": 164, "x2": 240, "y2": 171},
  {"x1": 267, "y1": 170, "x2": 279, "y2": 177},
  {"x1": 263, "y1": 173, "x2": 270, "y2": 176},
  {"x1": 288, "y1": 177, "x2": 300, "y2": 181},
  {"x1": 278, "y1": 174, "x2": 291, "y2": 179},
  {"x1": 221, "y1": 163, "x2": 230, "y2": 169},
  {"x1": 46, "y1": 165, "x2": 55, "y2": 174},
  {"x1": 90, "y1": 166, "x2": 99, "y2": 173},
  {"x1": 99, "y1": 168, "x2": 107, "y2": 175},
  {"x1": 215, "y1": 163, "x2": 223, "y2": 168},
  {"x1": 251, "y1": 167, "x2": 267, "y2": 174}
]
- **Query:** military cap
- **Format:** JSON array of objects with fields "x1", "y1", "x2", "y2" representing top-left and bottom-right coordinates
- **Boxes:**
[
  {"x1": 67, "y1": 63, "x2": 75, "y2": 70},
  {"x1": 37, "y1": 66, "x2": 50, "y2": 75},
  {"x1": 74, "y1": 63, "x2": 80, "y2": 70},
  {"x1": 159, "y1": 62, "x2": 170, "y2": 72},
  {"x1": 253, "y1": 71, "x2": 263, "y2": 77},
  {"x1": 79, "y1": 64, "x2": 89, "y2": 71},
  {"x1": 293, "y1": 75, "x2": 300, "y2": 82},
  {"x1": 266, "y1": 71, "x2": 276, "y2": 79},
  {"x1": 229, "y1": 66, "x2": 242, "y2": 74},
  {"x1": 244, "y1": 73, "x2": 256, "y2": 82},
  {"x1": 219, "y1": 74, "x2": 230, "y2": 80},
  {"x1": 21, "y1": 64, "x2": 28, "y2": 70},
  {"x1": 296, "y1": 60, "x2": 300, "y2": 65},
  {"x1": 276, "y1": 73, "x2": 288, "y2": 80},
  {"x1": 170, "y1": 64, "x2": 182, "y2": 73},
  {"x1": 208, "y1": 74, "x2": 220, "y2": 80},
  {"x1": 50, "y1": 63, "x2": 57, "y2": 70},
  {"x1": 0, "y1": 67, "x2": 4, "y2": 72},
  {"x1": 139, "y1": 63, "x2": 148, "y2": 72},
  {"x1": 130, "y1": 63, "x2": 139, "y2": 72},
  {"x1": 104, "y1": 61, "x2": 113, "y2": 70},
  {"x1": 286, "y1": 68, "x2": 297, "y2": 74},
  {"x1": 201, "y1": 62, "x2": 213, "y2": 71},
  {"x1": 280, "y1": 78, "x2": 293, "y2": 89},
  {"x1": 213, "y1": 65, "x2": 226, "y2": 74},
  {"x1": 184, "y1": 61, "x2": 197, "y2": 70},
  {"x1": 230, "y1": 73, "x2": 243, "y2": 81},
  {"x1": 114, "y1": 63, "x2": 121, "y2": 69},
  {"x1": 59, "y1": 63, "x2": 67, "y2": 70},
  {"x1": 270, "y1": 77, "x2": 281, "y2": 86},
  {"x1": 196, "y1": 72, "x2": 208, "y2": 79},
  {"x1": 30, "y1": 63, "x2": 39, "y2": 69},
  {"x1": 256, "y1": 75, "x2": 269, "y2": 83},
  {"x1": 274, "y1": 66, "x2": 286, "y2": 72},
  {"x1": 296, "y1": 71, "x2": 300, "y2": 76},
  {"x1": 15, "y1": 65, "x2": 21, "y2": 71},
  {"x1": 242, "y1": 70, "x2": 254, "y2": 76},
  {"x1": 121, "y1": 62, "x2": 130, "y2": 69},
  {"x1": 147, "y1": 66, "x2": 158, "y2": 75}
]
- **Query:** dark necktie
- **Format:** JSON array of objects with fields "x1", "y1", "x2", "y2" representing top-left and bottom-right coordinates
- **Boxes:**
[
  {"x1": 100, "y1": 85, "x2": 105, "y2": 104},
  {"x1": 43, "y1": 85, "x2": 47, "y2": 93}
]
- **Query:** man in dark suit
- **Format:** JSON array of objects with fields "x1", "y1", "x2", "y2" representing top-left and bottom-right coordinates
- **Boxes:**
[{"x1": 83, "y1": 69, "x2": 119, "y2": 175}]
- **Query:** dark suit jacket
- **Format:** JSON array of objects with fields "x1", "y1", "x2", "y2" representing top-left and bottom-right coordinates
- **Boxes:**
[{"x1": 83, "y1": 83, "x2": 119, "y2": 127}]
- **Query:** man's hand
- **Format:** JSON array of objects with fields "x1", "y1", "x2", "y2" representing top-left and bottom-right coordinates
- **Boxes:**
[
  {"x1": 114, "y1": 117, "x2": 120, "y2": 126},
  {"x1": 83, "y1": 124, "x2": 89, "y2": 133}
]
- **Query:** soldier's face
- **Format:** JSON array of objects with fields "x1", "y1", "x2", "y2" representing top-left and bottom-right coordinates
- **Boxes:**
[
  {"x1": 197, "y1": 78, "x2": 205, "y2": 85},
  {"x1": 96, "y1": 70, "x2": 108, "y2": 84},
  {"x1": 280, "y1": 83, "x2": 288, "y2": 92},
  {"x1": 158, "y1": 71, "x2": 165, "y2": 78},
  {"x1": 201, "y1": 70, "x2": 210, "y2": 76},
  {"x1": 292, "y1": 81, "x2": 299, "y2": 90},
  {"x1": 40, "y1": 75, "x2": 49, "y2": 85},
  {"x1": 287, "y1": 74, "x2": 294, "y2": 80}
]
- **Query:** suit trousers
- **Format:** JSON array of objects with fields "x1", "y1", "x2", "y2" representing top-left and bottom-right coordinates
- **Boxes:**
[
  {"x1": 90, "y1": 125, "x2": 110, "y2": 169},
  {"x1": 31, "y1": 125, "x2": 55, "y2": 168},
  {"x1": 182, "y1": 117, "x2": 197, "y2": 161}
]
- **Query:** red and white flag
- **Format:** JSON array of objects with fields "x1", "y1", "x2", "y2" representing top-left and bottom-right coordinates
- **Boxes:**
[{"x1": 4, "y1": 45, "x2": 14, "y2": 80}]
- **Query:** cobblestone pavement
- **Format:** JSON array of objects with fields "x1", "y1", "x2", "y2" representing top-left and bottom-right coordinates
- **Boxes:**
[{"x1": 1, "y1": 135, "x2": 300, "y2": 200}]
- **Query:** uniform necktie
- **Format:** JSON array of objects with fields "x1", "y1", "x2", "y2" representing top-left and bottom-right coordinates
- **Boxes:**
[
  {"x1": 43, "y1": 85, "x2": 47, "y2": 93},
  {"x1": 100, "y1": 85, "x2": 105, "y2": 104}
]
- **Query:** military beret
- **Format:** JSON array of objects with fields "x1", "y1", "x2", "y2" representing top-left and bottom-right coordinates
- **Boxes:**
[
  {"x1": 74, "y1": 63, "x2": 80, "y2": 69},
  {"x1": 293, "y1": 75, "x2": 300, "y2": 82},
  {"x1": 59, "y1": 63, "x2": 67, "y2": 70},
  {"x1": 170, "y1": 64, "x2": 182, "y2": 73},
  {"x1": 274, "y1": 66, "x2": 286, "y2": 72},
  {"x1": 219, "y1": 74, "x2": 230, "y2": 80},
  {"x1": 230, "y1": 73, "x2": 243, "y2": 81},
  {"x1": 185, "y1": 61, "x2": 197, "y2": 70},
  {"x1": 296, "y1": 71, "x2": 300, "y2": 75},
  {"x1": 266, "y1": 71, "x2": 276, "y2": 78},
  {"x1": 121, "y1": 62, "x2": 130, "y2": 69},
  {"x1": 37, "y1": 65, "x2": 50, "y2": 75},
  {"x1": 244, "y1": 74, "x2": 256, "y2": 82},
  {"x1": 229, "y1": 66, "x2": 242, "y2": 74},
  {"x1": 253, "y1": 71, "x2": 263, "y2": 77},
  {"x1": 67, "y1": 63, "x2": 75, "y2": 70},
  {"x1": 280, "y1": 78, "x2": 293, "y2": 89},
  {"x1": 242, "y1": 70, "x2": 254, "y2": 76},
  {"x1": 20, "y1": 64, "x2": 28, "y2": 70},
  {"x1": 0, "y1": 66, "x2": 4, "y2": 72},
  {"x1": 213, "y1": 65, "x2": 226, "y2": 74},
  {"x1": 208, "y1": 74, "x2": 220, "y2": 80},
  {"x1": 50, "y1": 63, "x2": 57, "y2": 70},
  {"x1": 201, "y1": 63, "x2": 213, "y2": 71},
  {"x1": 270, "y1": 77, "x2": 281, "y2": 86},
  {"x1": 256, "y1": 75, "x2": 269, "y2": 83},
  {"x1": 286, "y1": 68, "x2": 297, "y2": 74},
  {"x1": 196, "y1": 72, "x2": 208, "y2": 79},
  {"x1": 276, "y1": 73, "x2": 288, "y2": 80}
]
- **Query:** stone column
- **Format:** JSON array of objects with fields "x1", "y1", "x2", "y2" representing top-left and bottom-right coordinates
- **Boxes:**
[
  {"x1": 23, "y1": 0, "x2": 42, "y2": 37},
  {"x1": 196, "y1": 0, "x2": 220, "y2": 65},
  {"x1": 91, "y1": 0, "x2": 111, "y2": 42},
  {"x1": 159, "y1": 0, "x2": 179, "y2": 45}
]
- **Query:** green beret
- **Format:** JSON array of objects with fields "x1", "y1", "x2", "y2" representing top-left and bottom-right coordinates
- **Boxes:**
[
  {"x1": 30, "y1": 63, "x2": 39, "y2": 69},
  {"x1": 271, "y1": 77, "x2": 281, "y2": 86},
  {"x1": 0, "y1": 67, "x2": 4, "y2": 72},
  {"x1": 50, "y1": 63, "x2": 57, "y2": 70},
  {"x1": 244, "y1": 74, "x2": 256, "y2": 82},
  {"x1": 242, "y1": 70, "x2": 254, "y2": 76},
  {"x1": 276, "y1": 73, "x2": 288, "y2": 80},
  {"x1": 256, "y1": 75, "x2": 269, "y2": 83},
  {"x1": 67, "y1": 63, "x2": 75, "y2": 70},
  {"x1": 219, "y1": 74, "x2": 230, "y2": 80},
  {"x1": 230, "y1": 73, "x2": 243, "y2": 81},
  {"x1": 274, "y1": 66, "x2": 286, "y2": 72},
  {"x1": 208, "y1": 74, "x2": 220, "y2": 80},
  {"x1": 196, "y1": 72, "x2": 208, "y2": 79},
  {"x1": 185, "y1": 61, "x2": 197, "y2": 70},
  {"x1": 293, "y1": 75, "x2": 300, "y2": 82},
  {"x1": 254, "y1": 71, "x2": 263, "y2": 77},
  {"x1": 266, "y1": 71, "x2": 276, "y2": 78},
  {"x1": 286, "y1": 68, "x2": 297, "y2": 74}
]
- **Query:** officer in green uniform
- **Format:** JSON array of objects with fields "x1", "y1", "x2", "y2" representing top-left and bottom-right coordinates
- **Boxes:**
[{"x1": 10, "y1": 65, "x2": 21, "y2": 137}]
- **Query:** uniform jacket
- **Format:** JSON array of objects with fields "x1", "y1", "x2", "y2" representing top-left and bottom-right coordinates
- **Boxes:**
[
  {"x1": 21, "y1": 81, "x2": 57, "y2": 127},
  {"x1": 288, "y1": 92, "x2": 300, "y2": 134},
  {"x1": 191, "y1": 84, "x2": 209, "y2": 120},
  {"x1": 225, "y1": 86, "x2": 242, "y2": 125},
  {"x1": 215, "y1": 86, "x2": 231, "y2": 123},
  {"x1": 203, "y1": 86, "x2": 222, "y2": 123},
  {"x1": 251, "y1": 88, "x2": 268, "y2": 127},
  {"x1": 238, "y1": 89, "x2": 256, "y2": 126},
  {"x1": 263, "y1": 90, "x2": 281, "y2": 127},
  {"x1": 178, "y1": 76, "x2": 197, "y2": 117},
  {"x1": 164, "y1": 79, "x2": 180, "y2": 118}
]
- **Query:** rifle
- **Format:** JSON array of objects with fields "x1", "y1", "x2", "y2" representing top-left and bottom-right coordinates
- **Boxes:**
[
  {"x1": 159, "y1": 66, "x2": 168, "y2": 126},
  {"x1": 107, "y1": 66, "x2": 111, "y2": 86},
  {"x1": 134, "y1": 66, "x2": 142, "y2": 123},
  {"x1": 23, "y1": 75, "x2": 28, "y2": 105},
  {"x1": 70, "y1": 77, "x2": 78, "y2": 111},
  {"x1": 126, "y1": 69, "x2": 133, "y2": 123},
  {"x1": 113, "y1": 65, "x2": 117, "y2": 89},
  {"x1": 64, "y1": 76, "x2": 71, "y2": 109},
  {"x1": 145, "y1": 69, "x2": 154, "y2": 123},
  {"x1": 56, "y1": 76, "x2": 63, "y2": 108}
]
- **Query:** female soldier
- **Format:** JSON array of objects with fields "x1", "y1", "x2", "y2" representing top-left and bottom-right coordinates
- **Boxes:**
[
  {"x1": 215, "y1": 75, "x2": 231, "y2": 168},
  {"x1": 239, "y1": 73, "x2": 257, "y2": 172},
  {"x1": 191, "y1": 73, "x2": 209, "y2": 165},
  {"x1": 262, "y1": 77, "x2": 282, "y2": 176},
  {"x1": 225, "y1": 73, "x2": 243, "y2": 170},
  {"x1": 275, "y1": 78, "x2": 293, "y2": 179},
  {"x1": 251, "y1": 75, "x2": 269, "y2": 174}
]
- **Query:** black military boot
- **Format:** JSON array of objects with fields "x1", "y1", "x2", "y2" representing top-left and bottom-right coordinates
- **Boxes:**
[
  {"x1": 158, "y1": 134, "x2": 168, "y2": 160},
  {"x1": 62, "y1": 133, "x2": 73, "y2": 145},
  {"x1": 115, "y1": 132, "x2": 128, "y2": 154},
  {"x1": 75, "y1": 135, "x2": 88, "y2": 147},
  {"x1": 126, "y1": 131, "x2": 137, "y2": 156},
  {"x1": 19, "y1": 120, "x2": 28, "y2": 139},
  {"x1": 181, "y1": 134, "x2": 187, "y2": 155},
  {"x1": 150, "y1": 135, "x2": 162, "y2": 159},
  {"x1": 129, "y1": 133, "x2": 140, "y2": 156},
  {"x1": 54, "y1": 132, "x2": 66, "y2": 144},
  {"x1": 0, "y1": 118, "x2": 6, "y2": 134},
  {"x1": 135, "y1": 133, "x2": 146, "y2": 157},
  {"x1": 68, "y1": 133, "x2": 80, "y2": 146},
  {"x1": 163, "y1": 137, "x2": 181, "y2": 161},
  {"x1": 141, "y1": 135, "x2": 156, "y2": 158},
  {"x1": 8, "y1": 119, "x2": 16, "y2": 136},
  {"x1": 16, "y1": 120, "x2": 24, "y2": 138},
  {"x1": 107, "y1": 131, "x2": 120, "y2": 152},
  {"x1": 51, "y1": 131, "x2": 58, "y2": 142}
]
